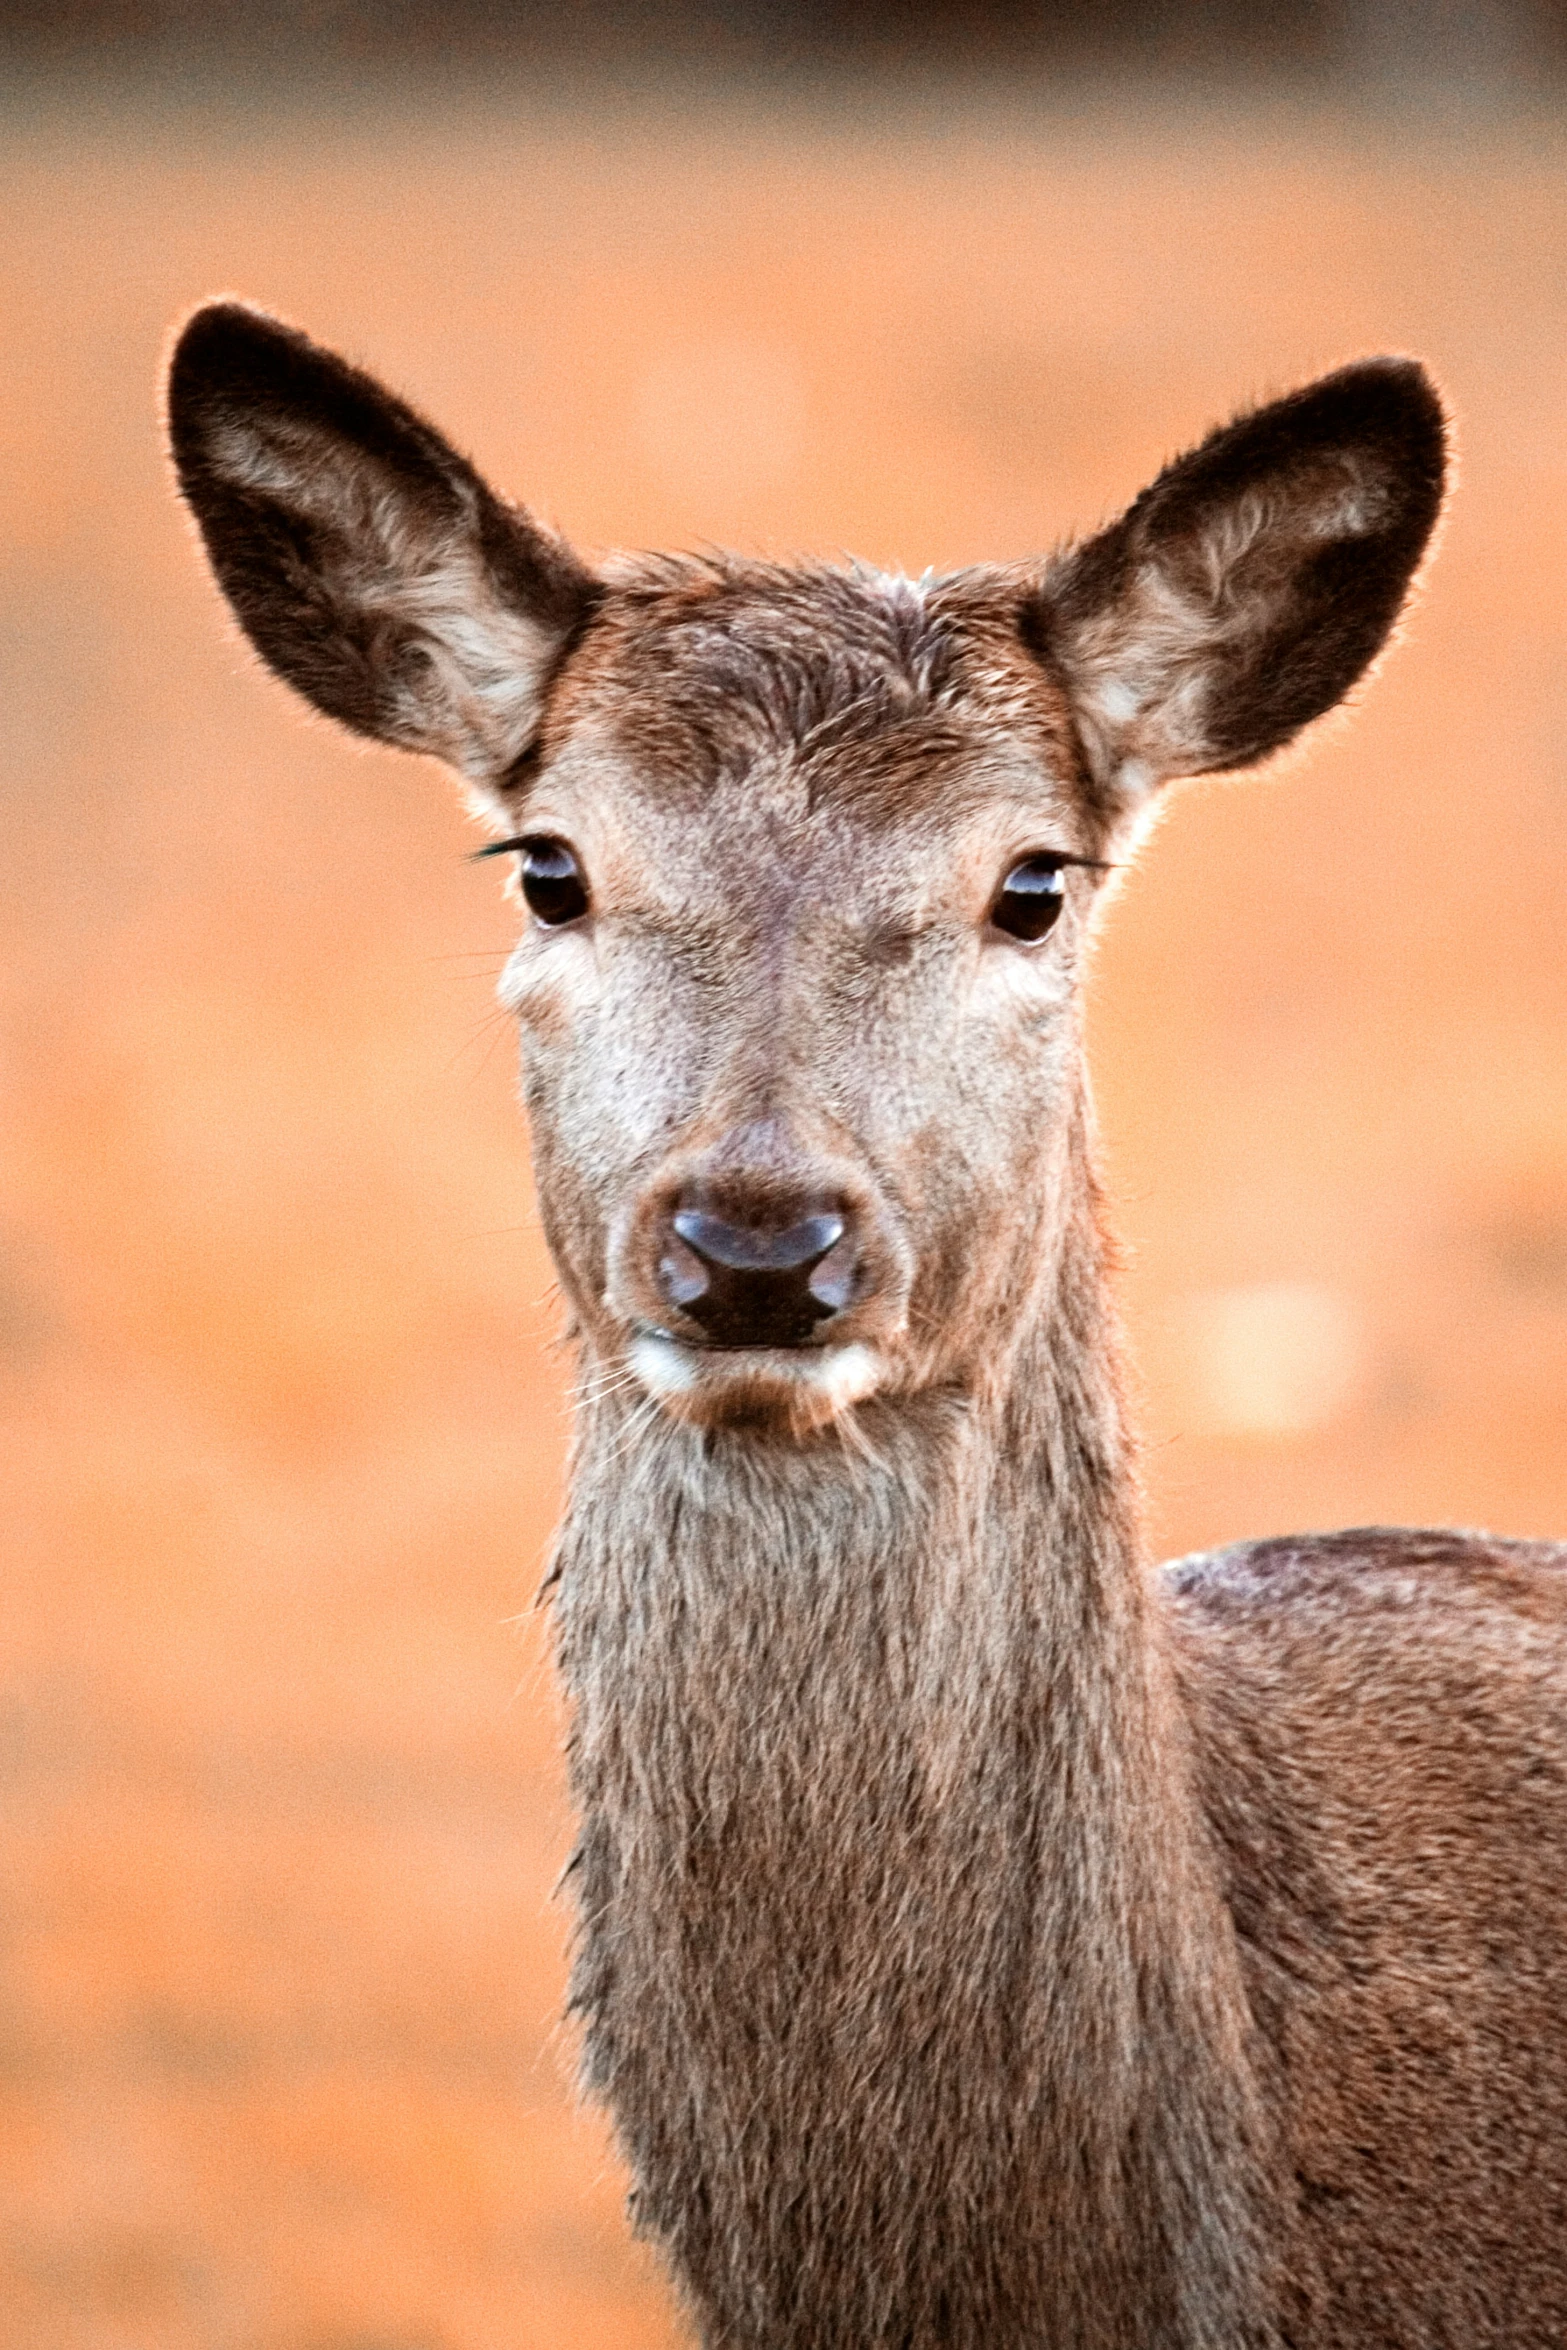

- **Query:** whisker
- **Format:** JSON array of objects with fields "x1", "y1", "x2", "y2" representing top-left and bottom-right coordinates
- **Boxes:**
[
  {"x1": 446, "y1": 1002, "x2": 517, "y2": 1084},
  {"x1": 575, "y1": 1367, "x2": 647, "y2": 1407},
  {"x1": 597, "y1": 1391, "x2": 663, "y2": 1467}
]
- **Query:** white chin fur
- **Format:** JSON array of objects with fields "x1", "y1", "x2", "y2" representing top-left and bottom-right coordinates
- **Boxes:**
[{"x1": 630, "y1": 1332, "x2": 881, "y2": 1415}]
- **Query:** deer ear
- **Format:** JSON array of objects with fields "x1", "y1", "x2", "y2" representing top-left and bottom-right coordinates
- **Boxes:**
[
  {"x1": 167, "y1": 301, "x2": 600, "y2": 788},
  {"x1": 1035, "y1": 357, "x2": 1447, "y2": 813}
]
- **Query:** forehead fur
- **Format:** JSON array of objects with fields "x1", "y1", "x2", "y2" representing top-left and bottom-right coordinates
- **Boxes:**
[{"x1": 526, "y1": 553, "x2": 1088, "y2": 831}]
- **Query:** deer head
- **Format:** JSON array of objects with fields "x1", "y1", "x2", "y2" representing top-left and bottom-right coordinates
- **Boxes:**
[{"x1": 169, "y1": 304, "x2": 1445, "y2": 1437}]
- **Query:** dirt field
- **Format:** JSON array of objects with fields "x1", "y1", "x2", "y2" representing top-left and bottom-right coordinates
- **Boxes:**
[{"x1": 3, "y1": 75, "x2": 1566, "y2": 2349}]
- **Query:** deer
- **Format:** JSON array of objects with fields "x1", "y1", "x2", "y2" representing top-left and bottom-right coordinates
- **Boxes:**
[{"x1": 167, "y1": 300, "x2": 1567, "y2": 2350}]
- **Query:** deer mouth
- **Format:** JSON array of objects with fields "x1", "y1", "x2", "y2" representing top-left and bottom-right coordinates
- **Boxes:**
[{"x1": 627, "y1": 1327, "x2": 884, "y2": 1430}]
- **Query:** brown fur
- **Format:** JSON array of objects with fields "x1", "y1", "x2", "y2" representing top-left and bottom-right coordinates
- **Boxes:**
[{"x1": 169, "y1": 304, "x2": 1567, "y2": 2346}]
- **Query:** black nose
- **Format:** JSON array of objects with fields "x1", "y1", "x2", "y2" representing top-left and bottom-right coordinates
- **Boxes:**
[{"x1": 661, "y1": 1200, "x2": 856, "y2": 1348}]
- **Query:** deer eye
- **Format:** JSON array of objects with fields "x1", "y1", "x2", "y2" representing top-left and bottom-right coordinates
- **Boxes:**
[
  {"x1": 519, "y1": 836, "x2": 589, "y2": 927},
  {"x1": 991, "y1": 856, "x2": 1066, "y2": 943}
]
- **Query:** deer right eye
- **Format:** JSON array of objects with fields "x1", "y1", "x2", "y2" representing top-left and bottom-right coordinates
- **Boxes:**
[
  {"x1": 519, "y1": 837, "x2": 590, "y2": 927},
  {"x1": 991, "y1": 855, "x2": 1067, "y2": 943}
]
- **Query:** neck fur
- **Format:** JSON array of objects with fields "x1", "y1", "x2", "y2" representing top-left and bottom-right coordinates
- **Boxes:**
[{"x1": 550, "y1": 1176, "x2": 1281, "y2": 2350}]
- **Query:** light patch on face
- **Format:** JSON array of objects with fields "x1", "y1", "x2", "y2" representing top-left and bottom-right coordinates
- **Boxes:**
[
  {"x1": 497, "y1": 925, "x2": 601, "y2": 1020},
  {"x1": 813, "y1": 1340, "x2": 882, "y2": 1411},
  {"x1": 630, "y1": 1331, "x2": 698, "y2": 1396},
  {"x1": 969, "y1": 936, "x2": 1076, "y2": 1024},
  {"x1": 629, "y1": 1332, "x2": 883, "y2": 1420}
]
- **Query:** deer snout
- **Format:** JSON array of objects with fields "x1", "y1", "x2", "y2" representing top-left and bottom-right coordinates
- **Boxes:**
[
  {"x1": 660, "y1": 1196, "x2": 858, "y2": 1349},
  {"x1": 609, "y1": 1126, "x2": 912, "y2": 1412}
]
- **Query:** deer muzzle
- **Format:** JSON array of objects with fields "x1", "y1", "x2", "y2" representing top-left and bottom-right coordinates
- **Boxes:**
[
  {"x1": 662, "y1": 1202, "x2": 853, "y2": 1349},
  {"x1": 607, "y1": 1121, "x2": 911, "y2": 1421}
]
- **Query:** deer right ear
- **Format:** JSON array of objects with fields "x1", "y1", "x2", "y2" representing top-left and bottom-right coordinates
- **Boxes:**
[
  {"x1": 1034, "y1": 357, "x2": 1447, "y2": 817},
  {"x1": 167, "y1": 302, "x2": 601, "y2": 789}
]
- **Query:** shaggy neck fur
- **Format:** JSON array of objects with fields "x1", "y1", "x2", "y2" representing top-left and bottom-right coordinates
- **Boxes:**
[{"x1": 551, "y1": 1157, "x2": 1284, "y2": 2350}]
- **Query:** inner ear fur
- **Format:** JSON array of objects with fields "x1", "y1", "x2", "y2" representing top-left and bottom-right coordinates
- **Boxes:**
[
  {"x1": 167, "y1": 301, "x2": 601, "y2": 783},
  {"x1": 1033, "y1": 357, "x2": 1448, "y2": 812}
]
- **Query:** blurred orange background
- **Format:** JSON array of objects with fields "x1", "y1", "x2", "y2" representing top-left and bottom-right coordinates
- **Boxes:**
[{"x1": 4, "y1": 48, "x2": 1567, "y2": 2350}]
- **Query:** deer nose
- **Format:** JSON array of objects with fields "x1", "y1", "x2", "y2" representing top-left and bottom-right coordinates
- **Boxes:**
[{"x1": 660, "y1": 1198, "x2": 857, "y2": 1348}]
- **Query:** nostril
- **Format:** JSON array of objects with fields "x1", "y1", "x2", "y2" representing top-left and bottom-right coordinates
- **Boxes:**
[
  {"x1": 672, "y1": 1209, "x2": 845, "y2": 1275},
  {"x1": 658, "y1": 1198, "x2": 859, "y2": 1348},
  {"x1": 806, "y1": 1237, "x2": 856, "y2": 1313},
  {"x1": 659, "y1": 1232, "x2": 711, "y2": 1309}
]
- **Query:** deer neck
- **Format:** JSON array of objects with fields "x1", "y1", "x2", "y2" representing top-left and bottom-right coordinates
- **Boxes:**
[{"x1": 550, "y1": 1173, "x2": 1279, "y2": 2350}]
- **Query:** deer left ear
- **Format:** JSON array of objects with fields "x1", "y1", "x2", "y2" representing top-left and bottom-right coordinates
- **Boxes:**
[
  {"x1": 167, "y1": 301, "x2": 602, "y2": 792},
  {"x1": 1034, "y1": 357, "x2": 1447, "y2": 814}
]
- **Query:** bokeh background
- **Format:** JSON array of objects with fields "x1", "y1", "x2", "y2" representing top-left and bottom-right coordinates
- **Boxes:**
[{"x1": 4, "y1": 6, "x2": 1567, "y2": 2344}]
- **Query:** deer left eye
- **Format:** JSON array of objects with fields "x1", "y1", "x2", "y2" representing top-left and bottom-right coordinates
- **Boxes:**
[
  {"x1": 519, "y1": 836, "x2": 590, "y2": 927},
  {"x1": 991, "y1": 857, "x2": 1066, "y2": 943}
]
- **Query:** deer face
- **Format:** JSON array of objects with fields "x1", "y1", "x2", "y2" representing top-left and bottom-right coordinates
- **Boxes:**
[
  {"x1": 486, "y1": 563, "x2": 1107, "y2": 1427},
  {"x1": 169, "y1": 306, "x2": 1445, "y2": 1433}
]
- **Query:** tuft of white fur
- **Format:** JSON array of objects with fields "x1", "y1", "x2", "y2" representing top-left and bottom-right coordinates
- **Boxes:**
[
  {"x1": 630, "y1": 1332, "x2": 699, "y2": 1397},
  {"x1": 629, "y1": 1331, "x2": 882, "y2": 1415},
  {"x1": 813, "y1": 1339, "x2": 881, "y2": 1411}
]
